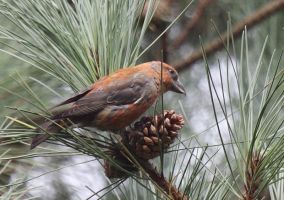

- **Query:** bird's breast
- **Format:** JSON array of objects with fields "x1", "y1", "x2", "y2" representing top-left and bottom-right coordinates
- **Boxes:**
[{"x1": 92, "y1": 95, "x2": 157, "y2": 131}]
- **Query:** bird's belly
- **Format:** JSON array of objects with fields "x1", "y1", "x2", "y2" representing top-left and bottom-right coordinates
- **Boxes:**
[{"x1": 92, "y1": 102, "x2": 153, "y2": 131}]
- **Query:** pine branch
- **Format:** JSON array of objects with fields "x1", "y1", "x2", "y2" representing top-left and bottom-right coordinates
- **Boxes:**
[
  {"x1": 140, "y1": 161, "x2": 189, "y2": 200},
  {"x1": 243, "y1": 152, "x2": 263, "y2": 200},
  {"x1": 174, "y1": 0, "x2": 284, "y2": 72},
  {"x1": 67, "y1": 0, "x2": 75, "y2": 10},
  {"x1": 171, "y1": 0, "x2": 215, "y2": 50}
]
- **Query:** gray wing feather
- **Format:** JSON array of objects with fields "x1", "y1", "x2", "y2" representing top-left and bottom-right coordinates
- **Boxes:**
[{"x1": 51, "y1": 76, "x2": 148, "y2": 120}]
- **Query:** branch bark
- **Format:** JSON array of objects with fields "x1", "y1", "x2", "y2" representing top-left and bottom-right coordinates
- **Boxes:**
[
  {"x1": 67, "y1": 0, "x2": 76, "y2": 10},
  {"x1": 171, "y1": 0, "x2": 215, "y2": 50},
  {"x1": 243, "y1": 152, "x2": 264, "y2": 200},
  {"x1": 174, "y1": 0, "x2": 284, "y2": 72},
  {"x1": 140, "y1": 161, "x2": 189, "y2": 200}
]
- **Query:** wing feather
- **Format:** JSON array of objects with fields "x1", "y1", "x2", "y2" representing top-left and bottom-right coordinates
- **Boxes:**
[
  {"x1": 52, "y1": 88, "x2": 92, "y2": 108},
  {"x1": 50, "y1": 75, "x2": 149, "y2": 120}
]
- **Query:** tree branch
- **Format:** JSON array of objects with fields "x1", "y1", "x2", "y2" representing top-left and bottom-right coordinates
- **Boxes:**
[
  {"x1": 243, "y1": 152, "x2": 264, "y2": 200},
  {"x1": 171, "y1": 0, "x2": 215, "y2": 50},
  {"x1": 174, "y1": 0, "x2": 284, "y2": 72},
  {"x1": 140, "y1": 161, "x2": 189, "y2": 200},
  {"x1": 67, "y1": 0, "x2": 76, "y2": 10}
]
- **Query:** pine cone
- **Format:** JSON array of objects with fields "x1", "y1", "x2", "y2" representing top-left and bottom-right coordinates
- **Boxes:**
[
  {"x1": 103, "y1": 110, "x2": 184, "y2": 178},
  {"x1": 124, "y1": 110, "x2": 184, "y2": 160}
]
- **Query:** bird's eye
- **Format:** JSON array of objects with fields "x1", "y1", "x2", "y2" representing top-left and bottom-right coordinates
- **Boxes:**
[{"x1": 169, "y1": 69, "x2": 178, "y2": 80}]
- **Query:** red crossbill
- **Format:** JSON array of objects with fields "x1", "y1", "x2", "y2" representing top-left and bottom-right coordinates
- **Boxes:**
[{"x1": 31, "y1": 61, "x2": 186, "y2": 149}]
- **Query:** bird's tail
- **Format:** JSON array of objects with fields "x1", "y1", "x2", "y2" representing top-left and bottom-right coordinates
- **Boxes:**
[
  {"x1": 30, "y1": 121, "x2": 62, "y2": 149},
  {"x1": 30, "y1": 133, "x2": 50, "y2": 149}
]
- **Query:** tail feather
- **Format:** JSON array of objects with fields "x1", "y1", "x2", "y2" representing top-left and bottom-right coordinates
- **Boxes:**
[
  {"x1": 30, "y1": 133, "x2": 50, "y2": 149},
  {"x1": 30, "y1": 121, "x2": 62, "y2": 149}
]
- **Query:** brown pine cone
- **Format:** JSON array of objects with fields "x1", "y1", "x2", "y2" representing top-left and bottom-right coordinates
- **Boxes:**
[
  {"x1": 103, "y1": 110, "x2": 184, "y2": 178},
  {"x1": 124, "y1": 110, "x2": 184, "y2": 160}
]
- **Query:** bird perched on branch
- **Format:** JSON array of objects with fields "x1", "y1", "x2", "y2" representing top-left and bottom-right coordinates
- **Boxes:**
[{"x1": 31, "y1": 61, "x2": 186, "y2": 149}]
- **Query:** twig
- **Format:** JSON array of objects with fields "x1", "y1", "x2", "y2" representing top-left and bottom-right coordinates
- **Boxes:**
[
  {"x1": 174, "y1": 0, "x2": 284, "y2": 72},
  {"x1": 143, "y1": 0, "x2": 174, "y2": 22},
  {"x1": 144, "y1": 0, "x2": 174, "y2": 63},
  {"x1": 243, "y1": 152, "x2": 263, "y2": 200},
  {"x1": 162, "y1": 32, "x2": 169, "y2": 63},
  {"x1": 67, "y1": 0, "x2": 76, "y2": 10},
  {"x1": 140, "y1": 161, "x2": 189, "y2": 200},
  {"x1": 171, "y1": 0, "x2": 215, "y2": 50}
]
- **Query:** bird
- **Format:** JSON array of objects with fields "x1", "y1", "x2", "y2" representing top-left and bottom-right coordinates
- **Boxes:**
[{"x1": 30, "y1": 61, "x2": 186, "y2": 149}]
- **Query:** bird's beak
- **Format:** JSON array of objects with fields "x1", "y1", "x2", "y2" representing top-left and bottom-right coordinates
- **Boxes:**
[{"x1": 171, "y1": 79, "x2": 186, "y2": 95}]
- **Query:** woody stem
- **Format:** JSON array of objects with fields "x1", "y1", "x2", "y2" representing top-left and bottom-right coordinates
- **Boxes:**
[
  {"x1": 140, "y1": 161, "x2": 189, "y2": 200},
  {"x1": 174, "y1": 0, "x2": 284, "y2": 72}
]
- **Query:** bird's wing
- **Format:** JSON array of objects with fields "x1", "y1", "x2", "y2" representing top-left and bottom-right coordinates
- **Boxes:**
[
  {"x1": 51, "y1": 76, "x2": 148, "y2": 120},
  {"x1": 51, "y1": 88, "x2": 92, "y2": 108}
]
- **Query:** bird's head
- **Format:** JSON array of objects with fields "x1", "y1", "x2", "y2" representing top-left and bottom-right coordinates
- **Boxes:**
[{"x1": 150, "y1": 61, "x2": 186, "y2": 95}]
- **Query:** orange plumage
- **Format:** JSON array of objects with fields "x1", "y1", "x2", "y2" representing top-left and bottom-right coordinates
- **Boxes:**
[{"x1": 31, "y1": 61, "x2": 186, "y2": 149}]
